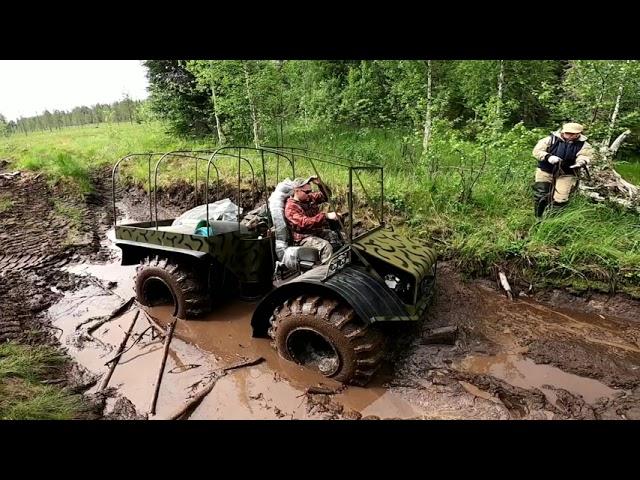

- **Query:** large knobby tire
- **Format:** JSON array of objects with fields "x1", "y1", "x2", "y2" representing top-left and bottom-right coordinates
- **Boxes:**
[
  {"x1": 268, "y1": 295, "x2": 385, "y2": 386},
  {"x1": 135, "y1": 256, "x2": 209, "y2": 319}
]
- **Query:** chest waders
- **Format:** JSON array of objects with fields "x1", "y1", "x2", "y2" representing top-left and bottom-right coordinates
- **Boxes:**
[{"x1": 533, "y1": 135, "x2": 583, "y2": 218}]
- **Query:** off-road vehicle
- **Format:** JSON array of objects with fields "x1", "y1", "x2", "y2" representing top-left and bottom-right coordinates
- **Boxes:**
[{"x1": 112, "y1": 147, "x2": 437, "y2": 385}]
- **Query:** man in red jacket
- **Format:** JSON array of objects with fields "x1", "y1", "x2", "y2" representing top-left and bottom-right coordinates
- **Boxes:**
[{"x1": 284, "y1": 176, "x2": 343, "y2": 263}]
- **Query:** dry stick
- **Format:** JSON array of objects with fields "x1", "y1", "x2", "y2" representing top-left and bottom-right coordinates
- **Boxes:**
[
  {"x1": 75, "y1": 315, "x2": 106, "y2": 331},
  {"x1": 98, "y1": 310, "x2": 140, "y2": 391},
  {"x1": 86, "y1": 296, "x2": 136, "y2": 335},
  {"x1": 103, "y1": 326, "x2": 152, "y2": 365},
  {"x1": 167, "y1": 357, "x2": 265, "y2": 421},
  {"x1": 140, "y1": 309, "x2": 167, "y2": 337},
  {"x1": 149, "y1": 318, "x2": 177, "y2": 416},
  {"x1": 498, "y1": 271, "x2": 514, "y2": 301},
  {"x1": 86, "y1": 276, "x2": 126, "y2": 301}
]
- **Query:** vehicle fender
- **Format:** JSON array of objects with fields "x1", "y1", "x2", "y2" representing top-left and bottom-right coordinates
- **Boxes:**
[
  {"x1": 115, "y1": 240, "x2": 209, "y2": 266},
  {"x1": 251, "y1": 265, "x2": 412, "y2": 337}
]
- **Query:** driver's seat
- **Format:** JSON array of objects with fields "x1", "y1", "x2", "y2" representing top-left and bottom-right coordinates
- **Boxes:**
[{"x1": 268, "y1": 179, "x2": 320, "y2": 272}]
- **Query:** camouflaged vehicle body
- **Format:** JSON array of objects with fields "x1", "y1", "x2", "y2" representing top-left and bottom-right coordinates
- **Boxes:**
[
  {"x1": 353, "y1": 228, "x2": 437, "y2": 306},
  {"x1": 115, "y1": 217, "x2": 437, "y2": 329},
  {"x1": 251, "y1": 227, "x2": 437, "y2": 336},
  {"x1": 115, "y1": 219, "x2": 274, "y2": 289}
]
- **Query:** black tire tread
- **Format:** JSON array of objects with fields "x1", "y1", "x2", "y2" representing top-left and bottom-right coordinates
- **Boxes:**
[{"x1": 268, "y1": 294, "x2": 385, "y2": 385}]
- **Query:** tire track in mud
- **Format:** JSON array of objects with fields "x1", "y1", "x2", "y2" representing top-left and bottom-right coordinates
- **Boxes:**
[{"x1": 0, "y1": 170, "x2": 111, "y2": 340}]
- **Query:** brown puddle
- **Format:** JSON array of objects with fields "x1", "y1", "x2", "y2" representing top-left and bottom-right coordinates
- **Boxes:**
[
  {"x1": 456, "y1": 353, "x2": 617, "y2": 405},
  {"x1": 48, "y1": 236, "x2": 422, "y2": 419},
  {"x1": 45, "y1": 223, "x2": 636, "y2": 419}
]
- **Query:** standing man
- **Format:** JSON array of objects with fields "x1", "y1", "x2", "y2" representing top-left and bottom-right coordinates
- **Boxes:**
[
  {"x1": 532, "y1": 122, "x2": 595, "y2": 217},
  {"x1": 284, "y1": 176, "x2": 343, "y2": 263}
]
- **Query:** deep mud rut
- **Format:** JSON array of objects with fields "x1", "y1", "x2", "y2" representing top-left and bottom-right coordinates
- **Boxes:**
[{"x1": 2, "y1": 168, "x2": 640, "y2": 420}]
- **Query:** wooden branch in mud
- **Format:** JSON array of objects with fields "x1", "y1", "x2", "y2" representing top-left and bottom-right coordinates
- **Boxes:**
[
  {"x1": 141, "y1": 309, "x2": 166, "y2": 337},
  {"x1": 86, "y1": 276, "x2": 126, "y2": 301},
  {"x1": 422, "y1": 326, "x2": 459, "y2": 345},
  {"x1": 166, "y1": 357, "x2": 265, "y2": 420},
  {"x1": 86, "y1": 297, "x2": 136, "y2": 335},
  {"x1": 75, "y1": 315, "x2": 106, "y2": 332},
  {"x1": 498, "y1": 271, "x2": 513, "y2": 301},
  {"x1": 149, "y1": 318, "x2": 177, "y2": 416},
  {"x1": 305, "y1": 385, "x2": 341, "y2": 395},
  {"x1": 98, "y1": 310, "x2": 140, "y2": 391},
  {"x1": 221, "y1": 356, "x2": 265, "y2": 374}
]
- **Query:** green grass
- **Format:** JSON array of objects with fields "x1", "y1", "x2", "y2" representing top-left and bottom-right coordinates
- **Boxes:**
[
  {"x1": 283, "y1": 122, "x2": 640, "y2": 295},
  {"x1": 0, "y1": 343, "x2": 84, "y2": 420},
  {"x1": 0, "y1": 122, "x2": 215, "y2": 194},
  {"x1": 616, "y1": 161, "x2": 640, "y2": 185},
  {"x1": 2, "y1": 121, "x2": 639, "y2": 295}
]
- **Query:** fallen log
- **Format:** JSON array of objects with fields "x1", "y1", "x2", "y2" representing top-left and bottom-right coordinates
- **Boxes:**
[
  {"x1": 305, "y1": 385, "x2": 341, "y2": 395},
  {"x1": 149, "y1": 318, "x2": 177, "y2": 416},
  {"x1": 578, "y1": 129, "x2": 640, "y2": 212},
  {"x1": 98, "y1": 310, "x2": 140, "y2": 391},
  {"x1": 166, "y1": 357, "x2": 265, "y2": 420}
]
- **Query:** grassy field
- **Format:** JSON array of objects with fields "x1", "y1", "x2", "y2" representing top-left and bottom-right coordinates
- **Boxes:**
[
  {"x1": 1, "y1": 121, "x2": 639, "y2": 296},
  {"x1": 0, "y1": 343, "x2": 84, "y2": 419},
  {"x1": 616, "y1": 161, "x2": 640, "y2": 185},
  {"x1": 0, "y1": 122, "x2": 215, "y2": 193}
]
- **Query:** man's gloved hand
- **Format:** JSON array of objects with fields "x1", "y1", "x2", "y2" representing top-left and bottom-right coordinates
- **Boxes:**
[
  {"x1": 570, "y1": 158, "x2": 589, "y2": 169},
  {"x1": 547, "y1": 155, "x2": 562, "y2": 165}
]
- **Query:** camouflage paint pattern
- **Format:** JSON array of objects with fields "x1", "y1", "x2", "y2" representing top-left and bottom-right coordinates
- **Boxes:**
[
  {"x1": 351, "y1": 228, "x2": 437, "y2": 309},
  {"x1": 115, "y1": 221, "x2": 274, "y2": 284},
  {"x1": 353, "y1": 229, "x2": 437, "y2": 282}
]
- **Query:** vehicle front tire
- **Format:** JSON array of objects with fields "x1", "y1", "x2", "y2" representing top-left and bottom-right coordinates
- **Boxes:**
[{"x1": 268, "y1": 295, "x2": 385, "y2": 385}]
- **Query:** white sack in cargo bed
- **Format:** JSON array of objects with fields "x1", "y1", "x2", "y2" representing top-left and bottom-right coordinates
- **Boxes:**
[{"x1": 171, "y1": 198, "x2": 242, "y2": 227}]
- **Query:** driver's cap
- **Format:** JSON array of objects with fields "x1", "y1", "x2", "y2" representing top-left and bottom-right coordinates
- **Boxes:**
[{"x1": 292, "y1": 176, "x2": 315, "y2": 189}]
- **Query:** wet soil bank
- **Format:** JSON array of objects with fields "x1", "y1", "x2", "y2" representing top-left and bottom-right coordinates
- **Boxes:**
[{"x1": 2, "y1": 169, "x2": 639, "y2": 419}]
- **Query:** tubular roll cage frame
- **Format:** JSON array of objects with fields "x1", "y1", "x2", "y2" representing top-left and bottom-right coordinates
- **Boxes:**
[{"x1": 111, "y1": 146, "x2": 386, "y2": 244}]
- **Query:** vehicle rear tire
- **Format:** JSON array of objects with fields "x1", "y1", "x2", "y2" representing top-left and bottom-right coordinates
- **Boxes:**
[
  {"x1": 268, "y1": 295, "x2": 385, "y2": 385},
  {"x1": 135, "y1": 256, "x2": 209, "y2": 319}
]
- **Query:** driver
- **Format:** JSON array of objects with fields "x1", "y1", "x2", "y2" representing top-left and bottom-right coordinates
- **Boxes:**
[{"x1": 284, "y1": 176, "x2": 343, "y2": 263}]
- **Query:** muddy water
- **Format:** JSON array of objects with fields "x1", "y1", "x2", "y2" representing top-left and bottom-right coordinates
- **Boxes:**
[
  {"x1": 49, "y1": 236, "x2": 421, "y2": 419},
  {"x1": 456, "y1": 353, "x2": 616, "y2": 405},
  {"x1": 46, "y1": 222, "x2": 639, "y2": 419}
]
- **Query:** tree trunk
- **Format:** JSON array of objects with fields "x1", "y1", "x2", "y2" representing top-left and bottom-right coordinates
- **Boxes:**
[
  {"x1": 602, "y1": 63, "x2": 629, "y2": 149},
  {"x1": 210, "y1": 81, "x2": 226, "y2": 145},
  {"x1": 496, "y1": 60, "x2": 504, "y2": 120},
  {"x1": 422, "y1": 60, "x2": 433, "y2": 152},
  {"x1": 243, "y1": 61, "x2": 260, "y2": 148}
]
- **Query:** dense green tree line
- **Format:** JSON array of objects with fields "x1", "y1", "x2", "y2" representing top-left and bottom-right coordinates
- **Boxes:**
[
  {"x1": 144, "y1": 60, "x2": 640, "y2": 154},
  {"x1": 1, "y1": 96, "x2": 147, "y2": 136}
]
